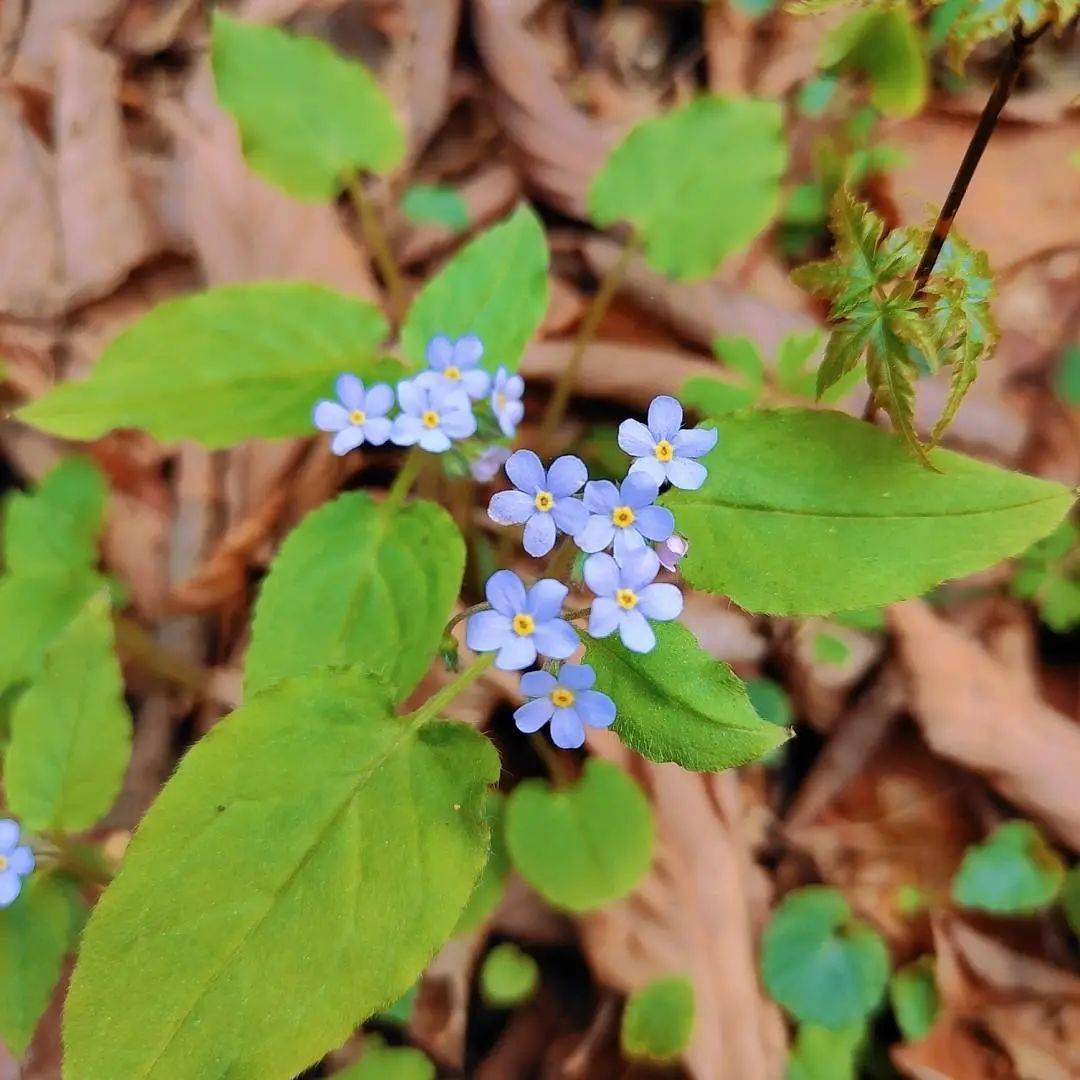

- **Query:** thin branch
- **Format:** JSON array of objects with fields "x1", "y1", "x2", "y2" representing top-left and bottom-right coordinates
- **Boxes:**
[{"x1": 344, "y1": 172, "x2": 408, "y2": 326}]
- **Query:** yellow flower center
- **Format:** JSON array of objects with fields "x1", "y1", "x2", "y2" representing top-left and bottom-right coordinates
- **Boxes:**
[
  {"x1": 534, "y1": 490, "x2": 554, "y2": 512},
  {"x1": 551, "y1": 688, "x2": 576, "y2": 708},
  {"x1": 348, "y1": 409, "x2": 366, "y2": 426},
  {"x1": 421, "y1": 409, "x2": 440, "y2": 429},
  {"x1": 616, "y1": 588, "x2": 638, "y2": 611},
  {"x1": 611, "y1": 505, "x2": 636, "y2": 529},
  {"x1": 0, "y1": 855, "x2": 7, "y2": 873},
  {"x1": 512, "y1": 613, "x2": 535, "y2": 636},
  {"x1": 444, "y1": 365, "x2": 462, "y2": 381},
  {"x1": 655, "y1": 439, "x2": 674, "y2": 462},
  {"x1": 496, "y1": 392, "x2": 507, "y2": 410}
]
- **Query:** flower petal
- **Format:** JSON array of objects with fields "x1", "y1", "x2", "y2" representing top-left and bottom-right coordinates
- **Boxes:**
[
  {"x1": 453, "y1": 333, "x2": 484, "y2": 367},
  {"x1": 583, "y1": 552, "x2": 620, "y2": 597},
  {"x1": 488, "y1": 489, "x2": 535, "y2": 526},
  {"x1": 330, "y1": 426, "x2": 365, "y2": 456},
  {"x1": 364, "y1": 383, "x2": 394, "y2": 417},
  {"x1": 551, "y1": 497, "x2": 588, "y2": 536},
  {"x1": 647, "y1": 395, "x2": 683, "y2": 441},
  {"x1": 523, "y1": 511, "x2": 557, "y2": 557},
  {"x1": 526, "y1": 579, "x2": 569, "y2": 621},
  {"x1": 672, "y1": 425, "x2": 718, "y2": 458},
  {"x1": 486, "y1": 569, "x2": 528, "y2": 615},
  {"x1": 396, "y1": 378, "x2": 424, "y2": 415},
  {"x1": 363, "y1": 417, "x2": 392, "y2": 446},
  {"x1": 496, "y1": 635, "x2": 537, "y2": 671},
  {"x1": 440, "y1": 406, "x2": 477, "y2": 440},
  {"x1": 665, "y1": 456, "x2": 709, "y2": 490},
  {"x1": 504, "y1": 374, "x2": 525, "y2": 398},
  {"x1": 620, "y1": 472, "x2": 660, "y2": 509},
  {"x1": 574, "y1": 515, "x2": 615, "y2": 554},
  {"x1": 582, "y1": 479, "x2": 618, "y2": 514},
  {"x1": 618, "y1": 417, "x2": 656, "y2": 457},
  {"x1": 418, "y1": 427, "x2": 452, "y2": 453},
  {"x1": 618, "y1": 609, "x2": 656, "y2": 653},
  {"x1": 627, "y1": 455, "x2": 667, "y2": 486},
  {"x1": 633, "y1": 504, "x2": 675, "y2": 542},
  {"x1": 576, "y1": 690, "x2": 616, "y2": 730},
  {"x1": 0, "y1": 870, "x2": 22, "y2": 908},
  {"x1": 549, "y1": 709, "x2": 586, "y2": 749},
  {"x1": 426, "y1": 334, "x2": 454, "y2": 370},
  {"x1": 0, "y1": 820, "x2": 19, "y2": 854},
  {"x1": 390, "y1": 414, "x2": 423, "y2": 446},
  {"x1": 430, "y1": 383, "x2": 471, "y2": 412},
  {"x1": 558, "y1": 663, "x2": 595, "y2": 691},
  {"x1": 461, "y1": 368, "x2": 491, "y2": 400},
  {"x1": 8, "y1": 845, "x2": 34, "y2": 876},
  {"x1": 505, "y1": 449, "x2": 546, "y2": 495},
  {"x1": 532, "y1": 618, "x2": 578, "y2": 660},
  {"x1": 612, "y1": 526, "x2": 646, "y2": 565},
  {"x1": 620, "y1": 547, "x2": 661, "y2": 591},
  {"x1": 514, "y1": 697, "x2": 555, "y2": 734},
  {"x1": 497, "y1": 401, "x2": 524, "y2": 437},
  {"x1": 587, "y1": 597, "x2": 621, "y2": 638},
  {"x1": 520, "y1": 669, "x2": 558, "y2": 697},
  {"x1": 335, "y1": 373, "x2": 365, "y2": 410},
  {"x1": 637, "y1": 582, "x2": 684, "y2": 621},
  {"x1": 546, "y1": 455, "x2": 588, "y2": 497},
  {"x1": 466, "y1": 609, "x2": 513, "y2": 651},
  {"x1": 313, "y1": 400, "x2": 349, "y2": 432}
]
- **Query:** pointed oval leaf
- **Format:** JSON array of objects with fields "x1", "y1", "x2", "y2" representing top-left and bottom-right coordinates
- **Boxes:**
[
  {"x1": 589, "y1": 96, "x2": 787, "y2": 280},
  {"x1": 455, "y1": 791, "x2": 510, "y2": 935},
  {"x1": 620, "y1": 975, "x2": 695, "y2": 1063},
  {"x1": 664, "y1": 409, "x2": 1075, "y2": 615},
  {"x1": 64, "y1": 667, "x2": 499, "y2": 1080},
  {"x1": 246, "y1": 493, "x2": 464, "y2": 701},
  {"x1": 211, "y1": 12, "x2": 404, "y2": 200},
  {"x1": 18, "y1": 283, "x2": 393, "y2": 448},
  {"x1": 889, "y1": 957, "x2": 939, "y2": 1043},
  {"x1": 399, "y1": 205, "x2": 549, "y2": 374},
  {"x1": 505, "y1": 759, "x2": 653, "y2": 913},
  {"x1": 584, "y1": 622, "x2": 789, "y2": 771}
]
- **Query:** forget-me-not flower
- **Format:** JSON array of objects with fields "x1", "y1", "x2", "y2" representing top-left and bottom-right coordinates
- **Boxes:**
[
  {"x1": 466, "y1": 570, "x2": 578, "y2": 670},
  {"x1": 470, "y1": 444, "x2": 511, "y2": 482},
  {"x1": 313, "y1": 374, "x2": 394, "y2": 456},
  {"x1": 0, "y1": 819, "x2": 35, "y2": 908},
  {"x1": 619, "y1": 395, "x2": 718, "y2": 490},
  {"x1": 488, "y1": 450, "x2": 589, "y2": 558},
  {"x1": 490, "y1": 366, "x2": 525, "y2": 437},
  {"x1": 657, "y1": 534, "x2": 688, "y2": 572},
  {"x1": 574, "y1": 473, "x2": 674, "y2": 563},
  {"x1": 514, "y1": 664, "x2": 616, "y2": 749},
  {"x1": 585, "y1": 548, "x2": 682, "y2": 653},
  {"x1": 419, "y1": 334, "x2": 491, "y2": 400},
  {"x1": 391, "y1": 378, "x2": 476, "y2": 453}
]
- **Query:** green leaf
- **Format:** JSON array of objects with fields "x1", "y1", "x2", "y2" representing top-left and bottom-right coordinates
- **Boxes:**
[
  {"x1": 585, "y1": 622, "x2": 789, "y2": 771},
  {"x1": 681, "y1": 376, "x2": 760, "y2": 417},
  {"x1": 401, "y1": 184, "x2": 470, "y2": 232},
  {"x1": 64, "y1": 667, "x2": 499, "y2": 1080},
  {"x1": 761, "y1": 886, "x2": 889, "y2": 1029},
  {"x1": 821, "y1": 7, "x2": 928, "y2": 119},
  {"x1": 928, "y1": 0, "x2": 1078, "y2": 68},
  {"x1": 399, "y1": 205, "x2": 549, "y2": 374},
  {"x1": 210, "y1": 12, "x2": 404, "y2": 200},
  {"x1": 813, "y1": 631, "x2": 851, "y2": 666},
  {"x1": 455, "y1": 791, "x2": 510, "y2": 935},
  {"x1": 1062, "y1": 866, "x2": 1080, "y2": 940},
  {"x1": 378, "y1": 984, "x2": 418, "y2": 1027},
  {"x1": 0, "y1": 873, "x2": 83, "y2": 1059},
  {"x1": 664, "y1": 408, "x2": 1075, "y2": 615},
  {"x1": 334, "y1": 1035, "x2": 435, "y2": 1080},
  {"x1": 246, "y1": 493, "x2": 464, "y2": 702},
  {"x1": 479, "y1": 942, "x2": 540, "y2": 1008},
  {"x1": 589, "y1": 96, "x2": 787, "y2": 280},
  {"x1": 18, "y1": 283, "x2": 392, "y2": 448},
  {"x1": 1011, "y1": 518, "x2": 1080, "y2": 632},
  {"x1": 620, "y1": 975, "x2": 695, "y2": 1063},
  {"x1": 889, "y1": 956, "x2": 939, "y2": 1042},
  {"x1": 951, "y1": 820, "x2": 1066, "y2": 915},
  {"x1": 786, "y1": 1023, "x2": 866, "y2": 1080},
  {"x1": 2, "y1": 457, "x2": 106, "y2": 576},
  {"x1": 505, "y1": 759, "x2": 653, "y2": 913},
  {"x1": 746, "y1": 677, "x2": 793, "y2": 727},
  {"x1": 5, "y1": 595, "x2": 131, "y2": 833},
  {"x1": 1055, "y1": 343, "x2": 1080, "y2": 405}
]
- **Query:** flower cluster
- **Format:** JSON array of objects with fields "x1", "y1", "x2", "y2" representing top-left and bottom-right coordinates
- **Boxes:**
[
  {"x1": 468, "y1": 395, "x2": 717, "y2": 747},
  {"x1": 313, "y1": 333, "x2": 525, "y2": 475},
  {"x1": 0, "y1": 819, "x2": 34, "y2": 908}
]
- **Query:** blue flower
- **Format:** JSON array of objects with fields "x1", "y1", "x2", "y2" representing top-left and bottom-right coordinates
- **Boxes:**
[
  {"x1": 657, "y1": 534, "x2": 688, "y2": 572},
  {"x1": 391, "y1": 378, "x2": 476, "y2": 453},
  {"x1": 619, "y1": 395, "x2": 718, "y2": 490},
  {"x1": 585, "y1": 548, "x2": 683, "y2": 653},
  {"x1": 466, "y1": 570, "x2": 579, "y2": 670},
  {"x1": 574, "y1": 473, "x2": 674, "y2": 563},
  {"x1": 514, "y1": 664, "x2": 616, "y2": 749},
  {"x1": 488, "y1": 450, "x2": 589, "y2": 558},
  {"x1": 0, "y1": 819, "x2": 35, "y2": 908},
  {"x1": 312, "y1": 374, "x2": 394, "y2": 456},
  {"x1": 470, "y1": 444, "x2": 511, "y2": 482},
  {"x1": 490, "y1": 366, "x2": 525, "y2": 437},
  {"x1": 419, "y1": 334, "x2": 491, "y2": 400}
]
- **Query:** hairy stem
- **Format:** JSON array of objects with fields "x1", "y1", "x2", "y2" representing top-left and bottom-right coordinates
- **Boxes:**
[
  {"x1": 113, "y1": 615, "x2": 209, "y2": 693},
  {"x1": 384, "y1": 447, "x2": 424, "y2": 513},
  {"x1": 408, "y1": 653, "x2": 495, "y2": 727},
  {"x1": 445, "y1": 602, "x2": 491, "y2": 638},
  {"x1": 344, "y1": 172, "x2": 408, "y2": 325}
]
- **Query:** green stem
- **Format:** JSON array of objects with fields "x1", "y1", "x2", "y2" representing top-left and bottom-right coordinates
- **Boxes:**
[
  {"x1": 529, "y1": 733, "x2": 574, "y2": 789},
  {"x1": 344, "y1": 171, "x2": 408, "y2": 326},
  {"x1": 408, "y1": 653, "x2": 495, "y2": 727},
  {"x1": 445, "y1": 602, "x2": 491, "y2": 638},
  {"x1": 537, "y1": 235, "x2": 639, "y2": 449},
  {"x1": 385, "y1": 448, "x2": 424, "y2": 513},
  {"x1": 48, "y1": 835, "x2": 114, "y2": 887}
]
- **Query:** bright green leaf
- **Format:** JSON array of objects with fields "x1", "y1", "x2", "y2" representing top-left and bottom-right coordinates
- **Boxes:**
[
  {"x1": 401, "y1": 184, "x2": 470, "y2": 232},
  {"x1": 620, "y1": 975, "x2": 695, "y2": 1063},
  {"x1": 64, "y1": 667, "x2": 499, "y2": 1080},
  {"x1": 506, "y1": 759, "x2": 653, "y2": 913},
  {"x1": 681, "y1": 375, "x2": 760, "y2": 417},
  {"x1": 18, "y1": 283, "x2": 392, "y2": 448},
  {"x1": 399, "y1": 205, "x2": 549, "y2": 374},
  {"x1": 746, "y1": 677, "x2": 793, "y2": 727},
  {"x1": 589, "y1": 96, "x2": 787, "y2": 280},
  {"x1": 952, "y1": 820, "x2": 1066, "y2": 915},
  {"x1": 928, "y1": 0, "x2": 1078, "y2": 68},
  {"x1": 246, "y1": 493, "x2": 464, "y2": 702},
  {"x1": 456, "y1": 791, "x2": 510, "y2": 935},
  {"x1": 479, "y1": 942, "x2": 539, "y2": 1008},
  {"x1": 761, "y1": 886, "x2": 889, "y2": 1028},
  {"x1": 813, "y1": 631, "x2": 851, "y2": 666},
  {"x1": 585, "y1": 622, "x2": 789, "y2": 771},
  {"x1": 5, "y1": 595, "x2": 131, "y2": 833},
  {"x1": 786, "y1": 1022, "x2": 866, "y2": 1080},
  {"x1": 334, "y1": 1035, "x2": 434, "y2": 1080},
  {"x1": 664, "y1": 408, "x2": 1075, "y2": 615},
  {"x1": 211, "y1": 12, "x2": 404, "y2": 200},
  {"x1": 890, "y1": 956, "x2": 939, "y2": 1042}
]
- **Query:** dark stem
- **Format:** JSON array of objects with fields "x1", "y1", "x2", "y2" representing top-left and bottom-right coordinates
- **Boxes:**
[{"x1": 911, "y1": 20, "x2": 1050, "y2": 296}]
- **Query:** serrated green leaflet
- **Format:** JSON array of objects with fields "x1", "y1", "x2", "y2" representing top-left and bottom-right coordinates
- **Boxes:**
[
  {"x1": 929, "y1": 0, "x2": 1078, "y2": 67},
  {"x1": 589, "y1": 96, "x2": 787, "y2": 280},
  {"x1": 64, "y1": 667, "x2": 499, "y2": 1080},
  {"x1": 334, "y1": 1036, "x2": 435, "y2": 1080},
  {"x1": 951, "y1": 820, "x2": 1066, "y2": 915},
  {"x1": 455, "y1": 791, "x2": 510, "y2": 935},
  {"x1": 18, "y1": 283, "x2": 393, "y2": 448},
  {"x1": 585, "y1": 622, "x2": 788, "y2": 771},
  {"x1": 621, "y1": 975, "x2": 695, "y2": 1063},
  {"x1": 0, "y1": 873, "x2": 83, "y2": 1058},
  {"x1": 479, "y1": 942, "x2": 540, "y2": 1008},
  {"x1": 889, "y1": 956, "x2": 939, "y2": 1042},
  {"x1": 506, "y1": 759, "x2": 653, "y2": 913},
  {"x1": 761, "y1": 886, "x2": 889, "y2": 1029},
  {"x1": 211, "y1": 13, "x2": 404, "y2": 200},
  {"x1": 399, "y1": 205, "x2": 549, "y2": 374},
  {"x1": 786, "y1": 1022, "x2": 866, "y2": 1080},
  {"x1": 664, "y1": 409, "x2": 1074, "y2": 615},
  {"x1": 246, "y1": 493, "x2": 464, "y2": 701},
  {"x1": 402, "y1": 183, "x2": 470, "y2": 232},
  {"x1": 5, "y1": 595, "x2": 130, "y2": 833}
]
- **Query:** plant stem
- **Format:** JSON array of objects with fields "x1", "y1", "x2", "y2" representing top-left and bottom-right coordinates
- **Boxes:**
[
  {"x1": 537, "y1": 235, "x2": 639, "y2": 449},
  {"x1": 911, "y1": 20, "x2": 1050, "y2": 296},
  {"x1": 384, "y1": 447, "x2": 424, "y2": 513},
  {"x1": 408, "y1": 653, "x2": 495, "y2": 727},
  {"x1": 344, "y1": 171, "x2": 408, "y2": 325},
  {"x1": 113, "y1": 615, "x2": 208, "y2": 693},
  {"x1": 445, "y1": 602, "x2": 491, "y2": 638},
  {"x1": 529, "y1": 733, "x2": 574, "y2": 789}
]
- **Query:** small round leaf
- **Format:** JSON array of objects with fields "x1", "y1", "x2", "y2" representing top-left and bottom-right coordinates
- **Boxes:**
[
  {"x1": 479, "y1": 943, "x2": 539, "y2": 1009},
  {"x1": 620, "y1": 975, "x2": 695, "y2": 1063}
]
